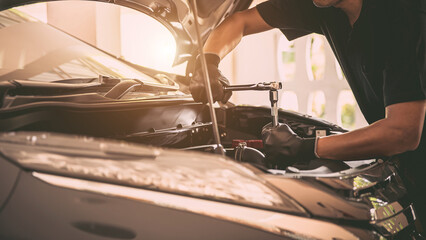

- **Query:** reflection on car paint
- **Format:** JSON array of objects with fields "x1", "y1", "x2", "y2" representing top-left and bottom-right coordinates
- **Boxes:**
[
  {"x1": 353, "y1": 176, "x2": 377, "y2": 189},
  {"x1": 0, "y1": 132, "x2": 301, "y2": 213},
  {"x1": 33, "y1": 172, "x2": 364, "y2": 240},
  {"x1": 374, "y1": 204, "x2": 415, "y2": 236},
  {"x1": 370, "y1": 198, "x2": 413, "y2": 235}
]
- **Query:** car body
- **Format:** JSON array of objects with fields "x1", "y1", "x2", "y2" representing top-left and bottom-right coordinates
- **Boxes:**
[{"x1": 0, "y1": 0, "x2": 422, "y2": 239}]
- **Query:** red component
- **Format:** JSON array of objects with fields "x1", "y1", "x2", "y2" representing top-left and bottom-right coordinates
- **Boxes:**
[
  {"x1": 232, "y1": 139, "x2": 246, "y2": 148},
  {"x1": 247, "y1": 140, "x2": 263, "y2": 149},
  {"x1": 232, "y1": 139, "x2": 263, "y2": 149}
]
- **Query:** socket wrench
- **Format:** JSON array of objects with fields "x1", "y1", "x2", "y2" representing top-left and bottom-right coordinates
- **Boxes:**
[{"x1": 223, "y1": 82, "x2": 282, "y2": 127}]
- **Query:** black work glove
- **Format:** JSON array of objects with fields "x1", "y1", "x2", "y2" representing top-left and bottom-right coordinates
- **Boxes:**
[
  {"x1": 189, "y1": 53, "x2": 232, "y2": 104},
  {"x1": 261, "y1": 123, "x2": 317, "y2": 169}
]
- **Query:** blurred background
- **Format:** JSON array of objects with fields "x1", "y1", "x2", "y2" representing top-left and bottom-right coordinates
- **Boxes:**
[{"x1": 15, "y1": 0, "x2": 368, "y2": 129}]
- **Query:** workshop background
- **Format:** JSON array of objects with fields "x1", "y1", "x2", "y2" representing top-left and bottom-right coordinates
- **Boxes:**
[{"x1": 16, "y1": 0, "x2": 368, "y2": 130}]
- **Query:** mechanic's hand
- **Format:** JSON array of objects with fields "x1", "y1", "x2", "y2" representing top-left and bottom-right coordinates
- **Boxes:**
[
  {"x1": 189, "y1": 53, "x2": 232, "y2": 104},
  {"x1": 261, "y1": 123, "x2": 317, "y2": 169}
]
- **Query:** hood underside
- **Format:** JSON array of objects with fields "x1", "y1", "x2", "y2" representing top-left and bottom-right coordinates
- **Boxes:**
[{"x1": 0, "y1": 0, "x2": 253, "y2": 65}]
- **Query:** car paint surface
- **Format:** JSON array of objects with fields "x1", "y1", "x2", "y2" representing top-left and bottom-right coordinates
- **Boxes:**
[{"x1": 0, "y1": 132, "x2": 385, "y2": 240}]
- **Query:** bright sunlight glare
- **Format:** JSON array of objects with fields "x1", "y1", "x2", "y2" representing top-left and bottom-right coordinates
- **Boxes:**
[
  {"x1": 15, "y1": 3, "x2": 48, "y2": 23},
  {"x1": 120, "y1": 7, "x2": 177, "y2": 73}
]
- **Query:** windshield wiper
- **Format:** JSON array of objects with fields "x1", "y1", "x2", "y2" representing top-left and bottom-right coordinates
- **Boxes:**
[
  {"x1": 0, "y1": 78, "x2": 102, "y2": 91},
  {"x1": 0, "y1": 75, "x2": 179, "y2": 101},
  {"x1": 0, "y1": 76, "x2": 116, "y2": 96},
  {"x1": 103, "y1": 79, "x2": 179, "y2": 99}
]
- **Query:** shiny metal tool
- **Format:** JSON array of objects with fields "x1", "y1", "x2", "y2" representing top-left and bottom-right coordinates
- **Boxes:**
[{"x1": 224, "y1": 82, "x2": 282, "y2": 127}]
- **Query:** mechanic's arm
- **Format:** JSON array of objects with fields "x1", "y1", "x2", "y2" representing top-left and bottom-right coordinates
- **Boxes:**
[
  {"x1": 203, "y1": 8, "x2": 273, "y2": 59},
  {"x1": 317, "y1": 100, "x2": 426, "y2": 160},
  {"x1": 190, "y1": 8, "x2": 272, "y2": 103}
]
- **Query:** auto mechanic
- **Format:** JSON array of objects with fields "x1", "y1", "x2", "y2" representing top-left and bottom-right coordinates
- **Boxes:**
[{"x1": 189, "y1": 0, "x2": 426, "y2": 230}]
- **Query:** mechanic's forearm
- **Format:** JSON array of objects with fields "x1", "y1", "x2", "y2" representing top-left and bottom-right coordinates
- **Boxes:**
[
  {"x1": 317, "y1": 100, "x2": 426, "y2": 160},
  {"x1": 203, "y1": 8, "x2": 272, "y2": 59},
  {"x1": 317, "y1": 120, "x2": 409, "y2": 160},
  {"x1": 203, "y1": 13, "x2": 245, "y2": 59}
]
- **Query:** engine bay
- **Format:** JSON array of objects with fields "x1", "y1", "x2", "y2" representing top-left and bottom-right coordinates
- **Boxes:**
[{"x1": 0, "y1": 95, "x2": 374, "y2": 174}]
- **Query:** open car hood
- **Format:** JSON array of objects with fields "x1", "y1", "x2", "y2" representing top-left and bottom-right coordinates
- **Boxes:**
[{"x1": 0, "y1": 0, "x2": 253, "y2": 66}]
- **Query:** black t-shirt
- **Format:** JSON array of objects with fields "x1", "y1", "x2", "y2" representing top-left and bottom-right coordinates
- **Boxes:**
[{"x1": 256, "y1": 0, "x2": 425, "y2": 195}]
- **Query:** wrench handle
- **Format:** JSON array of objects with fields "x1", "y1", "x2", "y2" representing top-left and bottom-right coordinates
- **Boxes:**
[
  {"x1": 223, "y1": 82, "x2": 282, "y2": 92},
  {"x1": 223, "y1": 84, "x2": 263, "y2": 91}
]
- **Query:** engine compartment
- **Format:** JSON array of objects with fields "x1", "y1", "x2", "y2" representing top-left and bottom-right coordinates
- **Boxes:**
[{"x1": 0, "y1": 99, "x2": 362, "y2": 172}]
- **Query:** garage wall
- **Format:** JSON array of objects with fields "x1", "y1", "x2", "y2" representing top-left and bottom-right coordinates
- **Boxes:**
[
  {"x1": 16, "y1": 2, "x2": 121, "y2": 57},
  {"x1": 227, "y1": 30, "x2": 367, "y2": 129}
]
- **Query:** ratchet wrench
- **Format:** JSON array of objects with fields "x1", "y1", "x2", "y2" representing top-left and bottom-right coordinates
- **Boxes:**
[{"x1": 223, "y1": 82, "x2": 282, "y2": 127}]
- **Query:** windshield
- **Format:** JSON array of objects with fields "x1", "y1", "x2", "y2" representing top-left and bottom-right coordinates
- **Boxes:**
[{"x1": 0, "y1": 9, "x2": 162, "y2": 84}]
